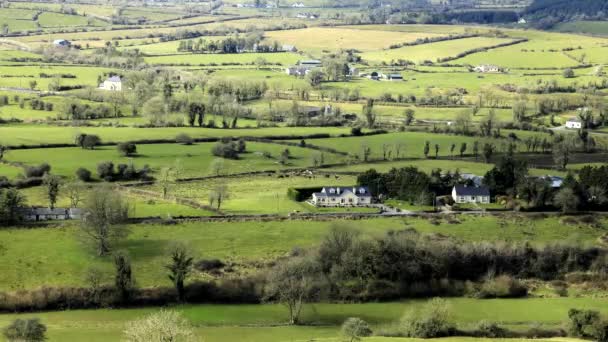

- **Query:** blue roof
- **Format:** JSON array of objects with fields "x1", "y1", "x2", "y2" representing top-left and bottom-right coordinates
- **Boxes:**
[
  {"x1": 107, "y1": 76, "x2": 121, "y2": 82},
  {"x1": 314, "y1": 186, "x2": 371, "y2": 197}
]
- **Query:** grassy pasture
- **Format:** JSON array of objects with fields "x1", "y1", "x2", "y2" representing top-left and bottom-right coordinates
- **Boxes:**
[
  {"x1": 0, "y1": 214, "x2": 604, "y2": 290},
  {"x1": 144, "y1": 52, "x2": 301, "y2": 65},
  {"x1": 4, "y1": 142, "x2": 343, "y2": 179},
  {"x1": 0, "y1": 124, "x2": 351, "y2": 147},
  {"x1": 19, "y1": 186, "x2": 213, "y2": 218},
  {"x1": 304, "y1": 132, "x2": 516, "y2": 159},
  {"x1": 361, "y1": 37, "x2": 515, "y2": 64},
  {"x1": 37, "y1": 12, "x2": 93, "y2": 28},
  {"x1": 263, "y1": 27, "x2": 446, "y2": 54},
  {"x1": 0, "y1": 65, "x2": 112, "y2": 89},
  {"x1": 144, "y1": 174, "x2": 364, "y2": 215},
  {"x1": 0, "y1": 298, "x2": 605, "y2": 341}
]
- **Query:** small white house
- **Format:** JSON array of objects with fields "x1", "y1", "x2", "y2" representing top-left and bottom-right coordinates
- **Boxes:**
[
  {"x1": 474, "y1": 64, "x2": 503, "y2": 73},
  {"x1": 518, "y1": 18, "x2": 527, "y2": 24},
  {"x1": 565, "y1": 117, "x2": 582, "y2": 129},
  {"x1": 282, "y1": 44, "x2": 297, "y2": 52},
  {"x1": 99, "y1": 76, "x2": 122, "y2": 91},
  {"x1": 311, "y1": 186, "x2": 372, "y2": 207},
  {"x1": 452, "y1": 185, "x2": 490, "y2": 204}
]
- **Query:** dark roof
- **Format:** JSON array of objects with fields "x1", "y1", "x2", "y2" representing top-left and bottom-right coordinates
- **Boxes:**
[
  {"x1": 314, "y1": 186, "x2": 371, "y2": 198},
  {"x1": 107, "y1": 76, "x2": 121, "y2": 82},
  {"x1": 388, "y1": 74, "x2": 403, "y2": 78},
  {"x1": 18, "y1": 207, "x2": 69, "y2": 215},
  {"x1": 453, "y1": 185, "x2": 490, "y2": 197}
]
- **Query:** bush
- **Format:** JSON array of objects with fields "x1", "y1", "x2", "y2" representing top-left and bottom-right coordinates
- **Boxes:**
[
  {"x1": 211, "y1": 139, "x2": 244, "y2": 159},
  {"x1": 351, "y1": 127, "x2": 363, "y2": 136},
  {"x1": 341, "y1": 317, "x2": 373, "y2": 342},
  {"x1": 97, "y1": 161, "x2": 115, "y2": 181},
  {"x1": 399, "y1": 298, "x2": 455, "y2": 338},
  {"x1": 24, "y1": 163, "x2": 51, "y2": 178},
  {"x1": 175, "y1": 133, "x2": 193, "y2": 145},
  {"x1": 3, "y1": 318, "x2": 46, "y2": 342},
  {"x1": 117, "y1": 142, "x2": 137, "y2": 157},
  {"x1": 475, "y1": 275, "x2": 527, "y2": 298},
  {"x1": 474, "y1": 320, "x2": 507, "y2": 338},
  {"x1": 76, "y1": 167, "x2": 92, "y2": 182},
  {"x1": 75, "y1": 134, "x2": 101, "y2": 149}
]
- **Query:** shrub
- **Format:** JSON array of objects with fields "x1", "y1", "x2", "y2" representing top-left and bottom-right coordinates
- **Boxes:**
[
  {"x1": 399, "y1": 298, "x2": 455, "y2": 338},
  {"x1": 351, "y1": 127, "x2": 363, "y2": 136},
  {"x1": 97, "y1": 161, "x2": 115, "y2": 181},
  {"x1": 176, "y1": 133, "x2": 193, "y2": 145},
  {"x1": 211, "y1": 139, "x2": 243, "y2": 159},
  {"x1": 3, "y1": 318, "x2": 46, "y2": 342},
  {"x1": 76, "y1": 167, "x2": 92, "y2": 182},
  {"x1": 24, "y1": 163, "x2": 51, "y2": 178},
  {"x1": 117, "y1": 142, "x2": 137, "y2": 157},
  {"x1": 476, "y1": 275, "x2": 527, "y2": 298},
  {"x1": 80, "y1": 134, "x2": 101, "y2": 149},
  {"x1": 341, "y1": 317, "x2": 373, "y2": 342},
  {"x1": 474, "y1": 320, "x2": 507, "y2": 338}
]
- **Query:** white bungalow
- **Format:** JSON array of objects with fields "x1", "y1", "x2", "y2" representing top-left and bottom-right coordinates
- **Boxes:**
[
  {"x1": 99, "y1": 76, "x2": 122, "y2": 91},
  {"x1": 311, "y1": 186, "x2": 372, "y2": 207},
  {"x1": 452, "y1": 185, "x2": 490, "y2": 204},
  {"x1": 565, "y1": 117, "x2": 582, "y2": 129}
]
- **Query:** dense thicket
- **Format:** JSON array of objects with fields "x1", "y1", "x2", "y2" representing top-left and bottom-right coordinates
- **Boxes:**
[{"x1": 525, "y1": 0, "x2": 608, "y2": 28}]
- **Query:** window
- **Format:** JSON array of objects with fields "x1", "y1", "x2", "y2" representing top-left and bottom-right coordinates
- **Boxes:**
[
  {"x1": 329, "y1": 188, "x2": 335, "y2": 194},
  {"x1": 459, "y1": 196, "x2": 465, "y2": 202},
  {"x1": 359, "y1": 188, "x2": 366, "y2": 194}
]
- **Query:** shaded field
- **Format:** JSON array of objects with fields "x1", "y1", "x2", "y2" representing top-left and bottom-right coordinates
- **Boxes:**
[
  {"x1": 144, "y1": 52, "x2": 301, "y2": 65},
  {"x1": 0, "y1": 214, "x2": 604, "y2": 291}
]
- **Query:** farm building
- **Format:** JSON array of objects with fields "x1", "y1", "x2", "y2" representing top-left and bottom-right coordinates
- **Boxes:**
[
  {"x1": 53, "y1": 39, "x2": 71, "y2": 48},
  {"x1": 452, "y1": 185, "x2": 490, "y2": 204},
  {"x1": 286, "y1": 60, "x2": 322, "y2": 76},
  {"x1": 384, "y1": 73, "x2": 403, "y2": 81},
  {"x1": 565, "y1": 117, "x2": 582, "y2": 129},
  {"x1": 311, "y1": 186, "x2": 372, "y2": 207},
  {"x1": 474, "y1": 64, "x2": 504, "y2": 73},
  {"x1": 292, "y1": 2, "x2": 305, "y2": 7},
  {"x1": 539, "y1": 175, "x2": 564, "y2": 188},
  {"x1": 18, "y1": 207, "x2": 82, "y2": 221},
  {"x1": 99, "y1": 76, "x2": 123, "y2": 91}
]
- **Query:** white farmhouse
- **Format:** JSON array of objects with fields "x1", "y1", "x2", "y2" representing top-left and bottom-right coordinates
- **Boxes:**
[
  {"x1": 99, "y1": 76, "x2": 122, "y2": 91},
  {"x1": 311, "y1": 186, "x2": 372, "y2": 207},
  {"x1": 474, "y1": 64, "x2": 504, "y2": 73},
  {"x1": 452, "y1": 185, "x2": 490, "y2": 204},
  {"x1": 565, "y1": 117, "x2": 582, "y2": 129}
]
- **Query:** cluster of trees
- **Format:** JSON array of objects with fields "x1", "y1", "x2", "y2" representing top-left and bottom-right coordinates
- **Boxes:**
[
  {"x1": 177, "y1": 34, "x2": 283, "y2": 54},
  {"x1": 28, "y1": 98, "x2": 54, "y2": 112},
  {"x1": 61, "y1": 98, "x2": 124, "y2": 120},
  {"x1": 357, "y1": 167, "x2": 469, "y2": 205},
  {"x1": 96, "y1": 161, "x2": 151, "y2": 182},
  {"x1": 525, "y1": 0, "x2": 608, "y2": 29},
  {"x1": 211, "y1": 138, "x2": 246, "y2": 159},
  {"x1": 264, "y1": 227, "x2": 607, "y2": 324}
]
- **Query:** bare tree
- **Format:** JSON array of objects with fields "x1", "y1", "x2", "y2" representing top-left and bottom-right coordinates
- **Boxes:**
[
  {"x1": 65, "y1": 182, "x2": 84, "y2": 208},
  {"x1": 209, "y1": 184, "x2": 229, "y2": 210},
  {"x1": 264, "y1": 257, "x2": 317, "y2": 325},
  {"x1": 80, "y1": 187, "x2": 130, "y2": 256}
]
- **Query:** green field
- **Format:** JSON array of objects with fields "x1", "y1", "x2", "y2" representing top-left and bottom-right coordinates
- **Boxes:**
[
  {"x1": 1, "y1": 214, "x2": 604, "y2": 291},
  {"x1": 361, "y1": 37, "x2": 515, "y2": 64},
  {"x1": 5, "y1": 141, "x2": 343, "y2": 179},
  {"x1": 0, "y1": 298, "x2": 605, "y2": 341},
  {"x1": 0, "y1": 124, "x2": 352, "y2": 147}
]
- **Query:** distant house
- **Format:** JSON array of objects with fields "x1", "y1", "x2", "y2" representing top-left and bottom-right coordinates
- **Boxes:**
[
  {"x1": 286, "y1": 60, "x2": 322, "y2": 76},
  {"x1": 452, "y1": 185, "x2": 490, "y2": 204},
  {"x1": 565, "y1": 117, "x2": 582, "y2": 129},
  {"x1": 282, "y1": 44, "x2": 297, "y2": 52},
  {"x1": 292, "y1": 2, "x2": 305, "y2": 7},
  {"x1": 18, "y1": 207, "x2": 82, "y2": 221},
  {"x1": 474, "y1": 64, "x2": 504, "y2": 73},
  {"x1": 295, "y1": 12, "x2": 318, "y2": 19},
  {"x1": 298, "y1": 105, "x2": 324, "y2": 117},
  {"x1": 384, "y1": 73, "x2": 403, "y2": 81},
  {"x1": 53, "y1": 39, "x2": 71, "y2": 48},
  {"x1": 311, "y1": 186, "x2": 372, "y2": 207},
  {"x1": 518, "y1": 18, "x2": 527, "y2": 24},
  {"x1": 99, "y1": 76, "x2": 122, "y2": 91}
]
